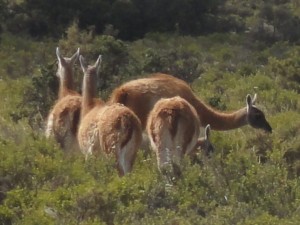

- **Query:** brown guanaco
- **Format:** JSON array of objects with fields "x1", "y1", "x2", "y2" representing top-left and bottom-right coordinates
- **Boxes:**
[
  {"x1": 45, "y1": 47, "x2": 81, "y2": 152},
  {"x1": 77, "y1": 55, "x2": 142, "y2": 176}
]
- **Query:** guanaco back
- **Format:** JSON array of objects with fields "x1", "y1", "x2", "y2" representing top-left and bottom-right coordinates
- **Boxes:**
[{"x1": 109, "y1": 73, "x2": 272, "y2": 133}]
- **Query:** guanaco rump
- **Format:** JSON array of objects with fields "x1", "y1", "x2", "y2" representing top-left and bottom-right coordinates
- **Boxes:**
[
  {"x1": 147, "y1": 96, "x2": 214, "y2": 175},
  {"x1": 77, "y1": 55, "x2": 142, "y2": 176},
  {"x1": 109, "y1": 73, "x2": 272, "y2": 133},
  {"x1": 45, "y1": 47, "x2": 82, "y2": 152}
]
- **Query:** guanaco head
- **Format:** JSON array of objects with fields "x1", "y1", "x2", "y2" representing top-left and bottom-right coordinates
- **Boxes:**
[
  {"x1": 56, "y1": 47, "x2": 80, "y2": 79},
  {"x1": 196, "y1": 124, "x2": 214, "y2": 156},
  {"x1": 79, "y1": 54, "x2": 103, "y2": 116},
  {"x1": 79, "y1": 54, "x2": 102, "y2": 71},
  {"x1": 79, "y1": 54, "x2": 102, "y2": 83},
  {"x1": 246, "y1": 94, "x2": 272, "y2": 133}
]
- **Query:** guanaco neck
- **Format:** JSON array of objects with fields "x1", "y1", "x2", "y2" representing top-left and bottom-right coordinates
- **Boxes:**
[
  {"x1": 81, "y1": 72, "x2": 97, "y2": 119},
  {"x1": 58, "y1": 66, "x2": 76, "y2": 99},
  {"x1": 190, "y1": 97, "x2": 248, "y2": 131}
]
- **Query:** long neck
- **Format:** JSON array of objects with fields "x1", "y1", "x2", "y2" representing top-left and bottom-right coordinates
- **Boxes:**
[
  {"x1": 81, "y1": 74, "x2": 97, "y2": 119},
  {"x1": 190, "y1": 97, "x2": 248, "y2": 131},
  {"x1": 58, "y1": 67, "x2": 75, "y2": 99}
]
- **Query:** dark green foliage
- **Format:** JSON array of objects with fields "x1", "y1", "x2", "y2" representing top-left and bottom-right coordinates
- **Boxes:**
[
  {"x1": 2, "y1": 0, "x2": 224, "y2": 40},
  {"x1": 208, "y1": 96, "x2": 227, "y2": 110},
  {"x1": 2, "y1": 0, "x2": 299, "y2": 42},
  {"x1": 12, "y1": 62, "x2": 58, "y2": 130},
  {"x1": 141, "y1": 47, "x2": 203, "y2": 82},
  {"x1": 110, "y1": 0, "x2": 142, "y2": 40},
  {"x1": 265, "y1": 48, "x2": 300, "y2": 93}
]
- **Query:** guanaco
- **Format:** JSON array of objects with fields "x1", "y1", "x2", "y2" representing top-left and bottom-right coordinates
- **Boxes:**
[
  {"x1": 147, "y1": 96, "x2": 214, "y2": 174},
  {"x1": 77, "y1": 55, "x2": 142, "y2": 176},
  {"x1": 45, "y1": 47, "x2": 81, "y2": 152},
  {"x1": 109, "y1": 73, "x2": 272, "y2": 133}
]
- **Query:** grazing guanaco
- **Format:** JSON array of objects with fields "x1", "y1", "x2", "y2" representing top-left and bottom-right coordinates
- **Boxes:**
[
  {"x1": 77, "y1": 55, "x2": 142, "y2": 176},
  {"x1": 109, "y1": 73, "x2": 272, "y2": 133},
  {"x1": 147, "y1": 96, "x2": 214, "y2": 175},
  {"x1": 45, "y1": 47, "x2": 81, "y2": 152}
]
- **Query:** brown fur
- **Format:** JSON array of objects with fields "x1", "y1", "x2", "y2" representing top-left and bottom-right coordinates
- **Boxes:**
[
  {"x1": 110, "y1": 73, "x2": 272, "y2": 133},
  {"x1": 46, "y1": 95, "x2": 82, "y2": 151},
  {"x1": 77, "y1": 55, "x2": 142, "y2": 176}
]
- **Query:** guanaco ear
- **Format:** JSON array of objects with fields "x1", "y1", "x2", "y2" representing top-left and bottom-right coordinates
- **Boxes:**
[
  {"x1": 70, "y1": 48, "x2": 80, "y2": 65},
  {"x1": 246, "y1": 94, "x2": 253, "y2": 112},
  {"x1": 252, "y1": 93, "x2": 257, "y2": 105},
  {"x1": 79, "y1": 55, "x2": 87, "y2": 74},
  {"x1": 204, "y1": 124, "x2": 211, "y2": 140},
  {"x1": 94, "y1": 55, "x2": 102, "y2": 75},
  {"x1": 56, "y1": 47, "x2": 60, "y2": 59},
  {"x1": 56, "y1": 47, "x2": 64, "y2": 64}
]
